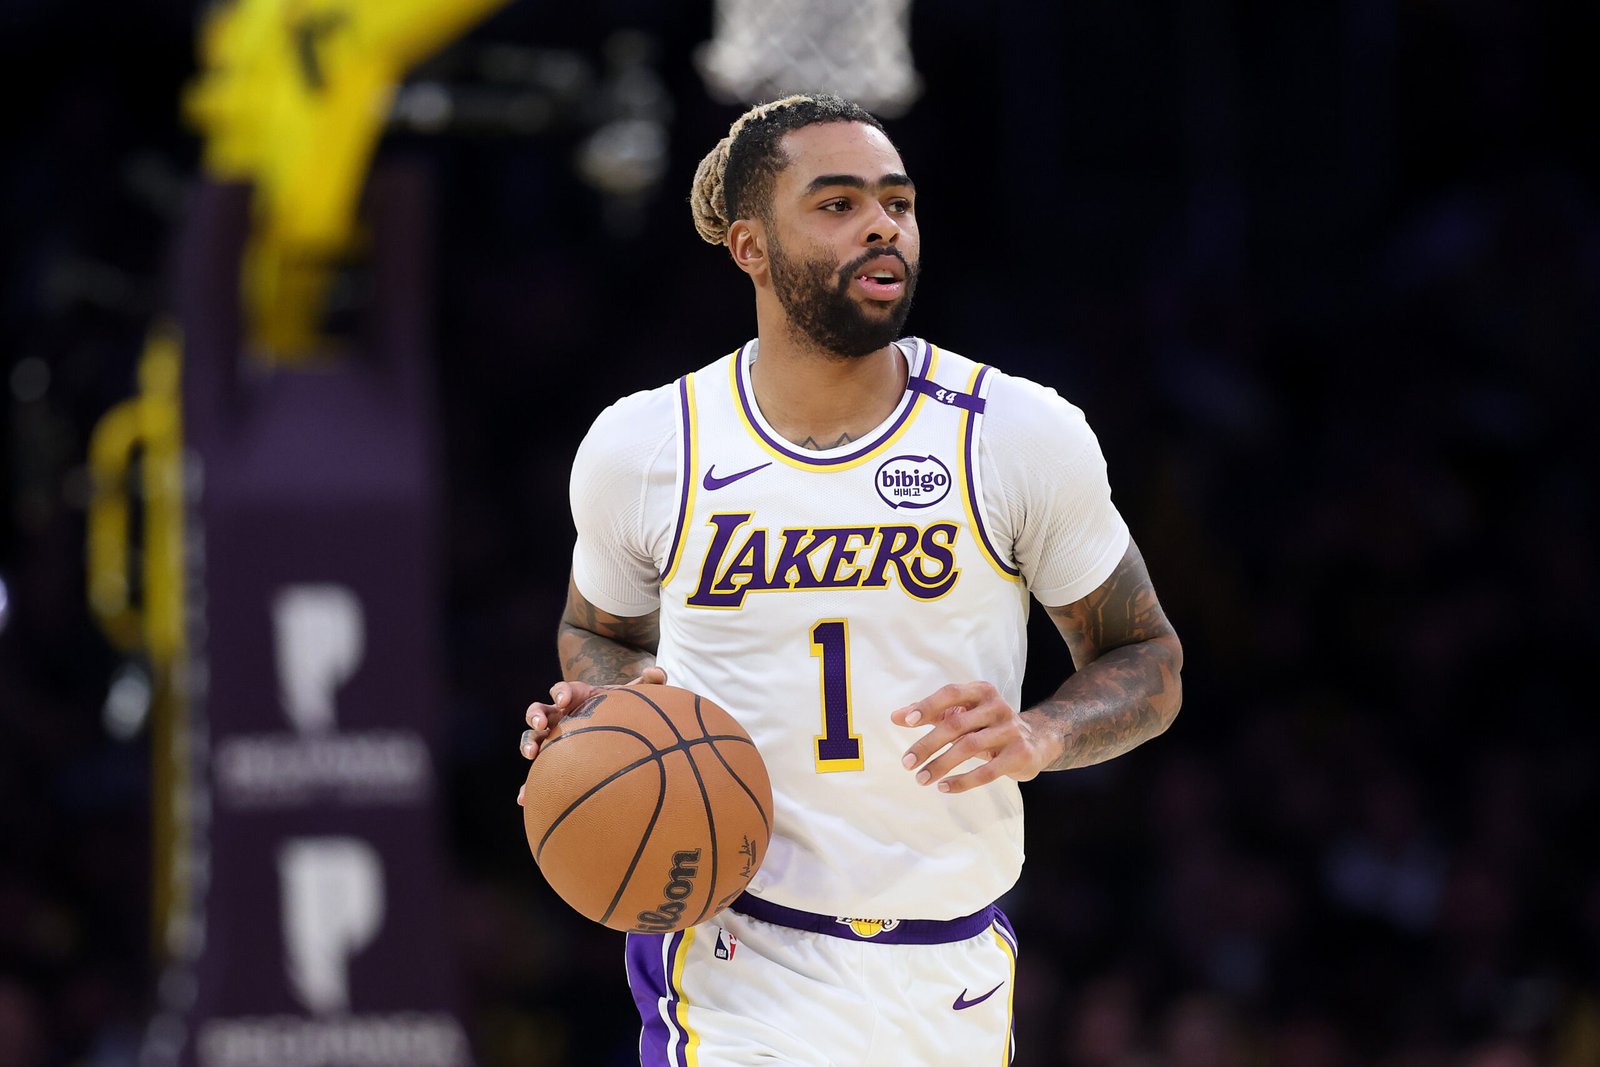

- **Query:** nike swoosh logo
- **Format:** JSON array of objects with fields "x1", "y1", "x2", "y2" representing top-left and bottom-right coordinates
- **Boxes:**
[
  {"x1": 702, "y1": 462, "x2": 771, "y2": 491},
  {"x1": 952, "y1": 982, "x2": 1005, "y2": 1011}
]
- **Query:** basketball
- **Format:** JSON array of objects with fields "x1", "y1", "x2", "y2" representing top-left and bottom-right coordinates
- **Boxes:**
[{"x1": 522, "y1": 683, "x2": 773, "y2": 933}]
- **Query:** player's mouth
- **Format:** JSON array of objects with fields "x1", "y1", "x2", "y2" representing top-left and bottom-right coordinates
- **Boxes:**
[{"x1": 849, "y1": 255, "x2": 907, "y2": 301}]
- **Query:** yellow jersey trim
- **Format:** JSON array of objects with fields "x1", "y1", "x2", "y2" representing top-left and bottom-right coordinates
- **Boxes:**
[
  {"x1": 958, "y1": 364, "x2": 1023, "y2": 583},
  {"x1": 729, "y1": 342, "x2": 936, "y2": 472},
  {"x1": 659, "y1": 372, "x2": 701, "y2": 587}
]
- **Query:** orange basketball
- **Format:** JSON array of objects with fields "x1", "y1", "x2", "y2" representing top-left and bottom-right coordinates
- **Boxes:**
[{"x1": 522, "y1": 683, "x2": 773, "y2": 933}]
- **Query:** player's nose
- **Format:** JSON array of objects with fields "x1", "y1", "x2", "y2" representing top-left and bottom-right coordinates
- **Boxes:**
[{"x1": 862, "y1": 203, "x2": 901, "y2": 245}]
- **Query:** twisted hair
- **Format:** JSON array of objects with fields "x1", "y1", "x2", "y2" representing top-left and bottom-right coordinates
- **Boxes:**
[{"x1": 689, "y1": 94, "x2": 886, "y2": 248}]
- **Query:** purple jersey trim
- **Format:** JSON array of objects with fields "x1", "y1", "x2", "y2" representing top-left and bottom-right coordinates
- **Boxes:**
[
  {"x1": 905, "y1": 372, "x2": 987, "y2": 413},
  {"x1": 626, "y1": 930, "x2": 691, "y2": 1067},
  {"x1": 963, "y1": 365, "x2": 1022, "y2": 577},
  {"x1": 729, "y1": 892, "x2": 1007, "y2": 945},
  {"x1": 734, "y1": 338, "x2": 928, "y2": 466},
  {"x1": 659, "y1": 375, "x2": 694, "y2": 582}
]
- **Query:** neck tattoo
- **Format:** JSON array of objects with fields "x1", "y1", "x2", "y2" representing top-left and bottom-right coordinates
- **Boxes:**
[{"x1": 797, "y1": 431, "x2": 859, "y2": 451}]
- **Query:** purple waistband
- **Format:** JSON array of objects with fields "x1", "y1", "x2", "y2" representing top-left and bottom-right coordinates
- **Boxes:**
[{"x1": 728, "y1": 893, "x2": 1001, "y2": 945}]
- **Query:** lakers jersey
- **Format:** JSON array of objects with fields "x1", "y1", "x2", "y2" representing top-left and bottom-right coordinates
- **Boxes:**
[{"x1": 569, "y1": 338, "x2": 1129, "y2": 920}]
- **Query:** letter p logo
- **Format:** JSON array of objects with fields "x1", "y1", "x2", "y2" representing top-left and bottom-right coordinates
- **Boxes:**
[
  {"x1": 278, "y1": 837, "x2": 385, "y2": 1014},
  {"x1": 272, "y1": 584, "x2": 365, "y2": 734}
]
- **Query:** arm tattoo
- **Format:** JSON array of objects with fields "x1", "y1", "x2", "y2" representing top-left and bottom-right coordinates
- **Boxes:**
[
  {"x1": 1033, "y1": 540, "x2": 1184, "y2": 771},
  {"x1": 558, "y1": 579, "x2": 660, "y2": 686}
]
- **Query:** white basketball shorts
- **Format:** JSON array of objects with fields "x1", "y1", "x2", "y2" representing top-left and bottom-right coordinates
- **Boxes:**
[{"x1": 626, "y1": 894, "x2": 1018, "y2": 1066}]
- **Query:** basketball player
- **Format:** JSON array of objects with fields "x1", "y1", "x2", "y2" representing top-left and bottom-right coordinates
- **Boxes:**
[{"x1": 518, "y1": 94, "x2": 1184, "y2": 1065}]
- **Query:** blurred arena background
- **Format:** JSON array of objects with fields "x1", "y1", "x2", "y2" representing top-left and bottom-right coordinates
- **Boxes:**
[{"x1": 2, "y1": 1, "x2": 1598, "y2": 1065}]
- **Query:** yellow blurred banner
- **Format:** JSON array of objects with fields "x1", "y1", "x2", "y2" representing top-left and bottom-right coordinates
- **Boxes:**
[
  {"x1": 86, "y1": 325, "x2": 190, "y2": 952},
  {"x1": 87, "y1": 325, "x2": 185, "y2": 663},
  {"x1": 183, "y1": 0, "x2": 510, "y2": 356}
]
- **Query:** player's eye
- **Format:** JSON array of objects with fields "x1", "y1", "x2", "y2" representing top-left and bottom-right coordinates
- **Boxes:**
[
  {"x1": 888, "y1": 198, "x2": 912, "y2": 214},
  {"x1": 821, "y1": 199, "x2": 851, "y2": 212}
]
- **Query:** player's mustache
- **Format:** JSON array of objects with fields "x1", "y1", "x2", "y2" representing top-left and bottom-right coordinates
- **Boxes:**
[{"x1": 834, "y1": 248, "x2": 915, "y2": 292}]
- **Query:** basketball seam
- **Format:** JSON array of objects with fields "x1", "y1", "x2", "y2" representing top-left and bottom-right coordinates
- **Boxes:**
[
  {"x1": 597, "y1": 754, "x2": 668, "y2": 926},
  {"x1": 673, "y1": 695, "x2": 721, "y2": 929},
  {"x1": 533, "y1": 725, "x2": 660, "y2": 858},
  {"x1": 692, "y1": 696, "x2": 772, "y2": 919},
  {"x1": 540, "y1": 729, "x2": 752, "y2": 796},
  {"x1": 629, "y1": 687, "x2": 689, "y2": 742},
  {"x1": 696, "y1": 729, "x2": 773, "y2": 837},
  {"x1": 551, "y1": 727, "x2": 756, "y2": 747}
]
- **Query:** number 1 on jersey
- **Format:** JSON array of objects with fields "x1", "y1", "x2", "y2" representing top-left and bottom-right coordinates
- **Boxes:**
[{"x1": 810, "y1": 619, "x2": 864, "y2": 772}]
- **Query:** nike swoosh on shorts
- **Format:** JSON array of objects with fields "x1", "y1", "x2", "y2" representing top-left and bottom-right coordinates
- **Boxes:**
[
  {"x1": 952, "y1": 982, "x2": 1005, "y2": 1011},
  {"x1": 702, "y1": 462, "x2": 772, "y2": 491}
]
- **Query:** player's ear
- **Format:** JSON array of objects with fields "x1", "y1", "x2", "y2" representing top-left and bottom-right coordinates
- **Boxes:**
[{"x1": 727, "y1": 219, "x2": 767, "y2": 280}]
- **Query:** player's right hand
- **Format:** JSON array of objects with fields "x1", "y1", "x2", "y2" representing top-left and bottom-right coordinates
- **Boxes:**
[{"x1": 517, "y1": 666, "x2": 668, "y2": 806}]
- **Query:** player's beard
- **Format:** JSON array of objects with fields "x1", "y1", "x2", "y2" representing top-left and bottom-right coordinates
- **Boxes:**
[{"x1": 769, "y1": 240, "x2": 919, "y2": 359}]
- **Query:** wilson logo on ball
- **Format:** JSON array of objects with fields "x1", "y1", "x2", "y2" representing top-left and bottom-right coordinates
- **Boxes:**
[
  {"x1": 635, "y1": 848, "x2": 702, "y2": 932},
  {"x1": 875, "y1": 454, "x2": 952, "y2": 509}
]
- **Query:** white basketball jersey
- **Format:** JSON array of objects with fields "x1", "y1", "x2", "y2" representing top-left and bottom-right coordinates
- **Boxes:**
[{"x1": 655, "y1": 338, "x2": 1031, "y2": 920}]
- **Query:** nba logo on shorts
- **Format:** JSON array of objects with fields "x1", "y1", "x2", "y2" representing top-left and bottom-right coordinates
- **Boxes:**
[{"x1": 714, "y1": 928, "x2": 737, "y2": 960}]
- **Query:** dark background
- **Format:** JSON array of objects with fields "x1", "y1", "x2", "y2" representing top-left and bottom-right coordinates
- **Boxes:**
[{"x1": 3, "y1": 1, "x2": 1598, "y2": 1065}]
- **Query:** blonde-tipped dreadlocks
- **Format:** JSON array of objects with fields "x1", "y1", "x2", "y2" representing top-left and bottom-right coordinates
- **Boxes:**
[{"x1": 689, "y1": 94, "x2": 887, "y2": 249}]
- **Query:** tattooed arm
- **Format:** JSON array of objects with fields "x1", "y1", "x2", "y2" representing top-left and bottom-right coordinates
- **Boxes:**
[
  {"x1": 556, "y1": 574, "x2": 660, "y2": 685},
  {"x1": 518, "y1": 575, "x2": 664, "y2": 803},
  {"x1": 1033, "y1": 538, "x2": 1183, "y2": 770},
  {"x1": 892, "y1": 538, "x2": 1182, "y2": 792}
]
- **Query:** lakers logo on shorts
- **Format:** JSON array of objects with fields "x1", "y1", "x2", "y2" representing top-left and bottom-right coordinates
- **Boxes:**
[{"x1": 836, "y1": 916, "x2": 901, "y2": 939}]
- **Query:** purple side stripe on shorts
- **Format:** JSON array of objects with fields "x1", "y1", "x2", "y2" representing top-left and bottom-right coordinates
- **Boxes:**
[
  {"x1": 990, "y1": 904, "x2": 1019, "y2": 957},
  {"x1": 990, "y1": 907, "x2": 1020, "y2": 1064},
  {"x1": 626, "y1": 931, "x2": 690, "y2": 1067},
  {"x1": 729, "y1": 893, "x2": 1003, "y2": 945}
]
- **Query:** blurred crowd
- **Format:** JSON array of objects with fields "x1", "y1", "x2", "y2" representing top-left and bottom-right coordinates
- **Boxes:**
[{"x1": 2, "y1": 1, "x2": 1596, "y2": 1065}]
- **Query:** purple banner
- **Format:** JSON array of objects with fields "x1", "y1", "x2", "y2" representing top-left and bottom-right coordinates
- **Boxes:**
[{"x1": 143, "y1": 164, "x2": 470, "y2": 1067}]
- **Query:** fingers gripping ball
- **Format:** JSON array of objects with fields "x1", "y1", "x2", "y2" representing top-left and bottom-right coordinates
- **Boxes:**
[{"x1": 522, "y1": 684, "x2": 773, "y2": 933}]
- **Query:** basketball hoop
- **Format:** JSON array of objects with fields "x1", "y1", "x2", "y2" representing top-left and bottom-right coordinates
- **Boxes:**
[{"x1": 695, "y1": 0, "x2": 922, "y2": 118}]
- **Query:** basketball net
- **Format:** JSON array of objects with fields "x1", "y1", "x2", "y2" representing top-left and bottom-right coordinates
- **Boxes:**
[{"x1": 695, "y1": 0, "x2": 922, "y2": 118}]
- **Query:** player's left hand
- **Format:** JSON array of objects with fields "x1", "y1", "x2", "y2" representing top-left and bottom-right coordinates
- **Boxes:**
[{"x1": 890, "y1": 682, "x2": 1055, "y2": 794}]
